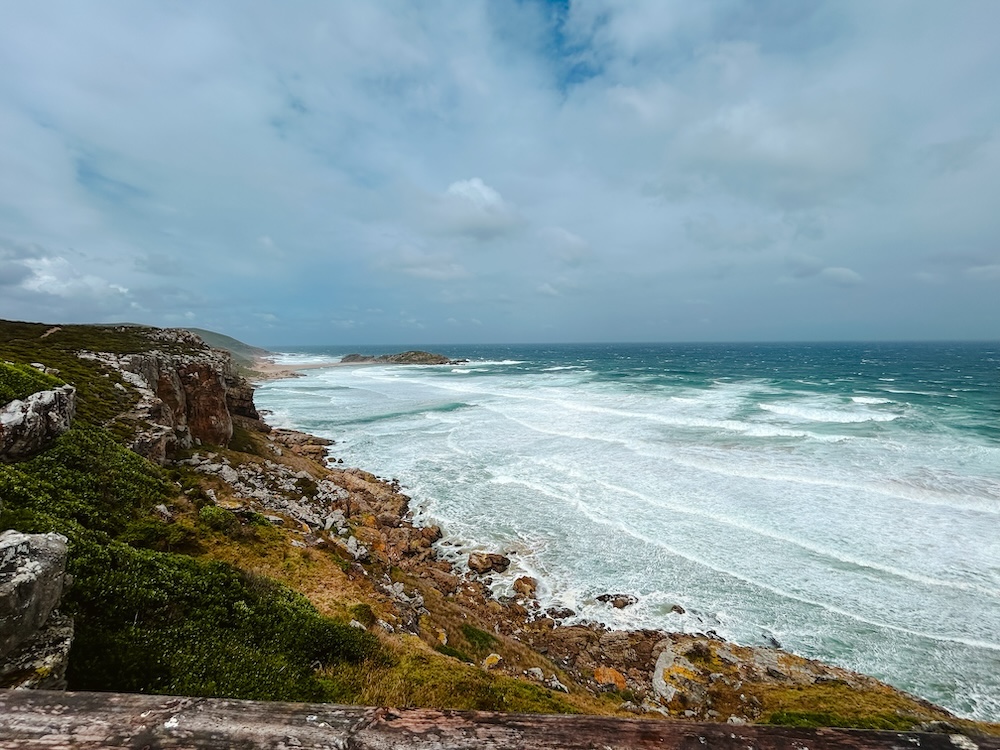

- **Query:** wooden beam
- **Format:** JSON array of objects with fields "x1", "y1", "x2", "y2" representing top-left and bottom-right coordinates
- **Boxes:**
[{"x1": 0, "y1": 690, "x2": 996, "y2": 750}]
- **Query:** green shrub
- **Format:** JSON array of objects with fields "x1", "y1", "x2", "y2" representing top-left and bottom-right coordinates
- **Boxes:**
[
  {"x1": 198, "y1": 505, "x2": 241, "y2": 535},
  {"x1": 121, "y1": 518, "x2": 198, "y2": 553},
  {"x1": 348, "y1": 603, "x2": 377, "y2": 627},
  {"x1": 65, "y1": 540, "x2": 384, "y2": 700},
  {"x1": 434, "y1": 644, "x2": 474, "y2": 663},
  {"x1": 460, "y1": 623, "x2": 498, "y2": 653},
  {"x1": 766, "y1": 711, "x2": 916, "y2": 730},
  {"x1": 10, "y1": 426, "x2": 171, "y2": 536},
  {"x1": 0, "y1": 361, "x2": 62, "y2": 403},
  {"x1": 1, "y1": 420, "x2": 386, "y2": 703}
]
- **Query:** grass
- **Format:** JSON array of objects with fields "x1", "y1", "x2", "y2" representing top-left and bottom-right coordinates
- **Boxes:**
[
  {"x1": 0, "y1": 425, "x2": 386, "y2": 702},
  {"x1": 324, "y1": 641, "x2": 581, "y2": 713},
  {"x1": 0, "y1": 361, "x2": 63, "y2": 403}
]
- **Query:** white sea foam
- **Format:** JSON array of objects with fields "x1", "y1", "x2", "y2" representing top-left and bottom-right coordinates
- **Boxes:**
[
  {"x1": 254, "y1": 349, "x2": 1000, "y2": 720},
  {"x1": 758, "y1": 402, "x2": 899, "y2": 423},
  {"x1": 268, "y1": 352, "x2": 343, "y2": 365}
]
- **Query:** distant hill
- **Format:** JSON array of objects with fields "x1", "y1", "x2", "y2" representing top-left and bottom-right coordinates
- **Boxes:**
[{"x1": 185, "y1": 328, "x2": 270, "y2": 370}]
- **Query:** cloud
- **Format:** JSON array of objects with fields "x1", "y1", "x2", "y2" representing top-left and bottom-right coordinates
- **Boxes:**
[
  {"x1": 684, "y1": 214, "x2": 775, "y2": 252},
  {"x1": 381, "y1": 244, "x2": 468, "y2": 281},
  {"x1": 820, "y1": 266, "x2": 864, "y2": 287},
  {"x1": 540, "y1": 227, "x2": 591, "y2": 266},
  {"x1": 0, "y1": 2, "x2": 998, "y2": 341},
  {"x1": 967, "y1": 264, "x2": 1000, "y2": 281},
  {"x1": 433, "y1": 178, "x2": 520, "y2": 240}
]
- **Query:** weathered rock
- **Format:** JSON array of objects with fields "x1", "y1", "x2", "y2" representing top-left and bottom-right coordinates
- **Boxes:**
[
  {"x1": 0, "y1": 385, "x2": 76, "y2": 462},
  {"x1": 0, "y1": 532, "x2": 69, "y2": 659},
  {"x1": 0, "y1": 613, "x2": 73, "y2": 689},
  {"x1": 468, "y1": 552, "x2": 511, "y2": 574},
  {"x1": 596, "y1": 593, "x2": 638, "y2": 609},
  {"x1": 546, "y1": 607, "x2": 576, "y2": 620},
  {"x1": 0, "y1": 531, "x2": 72, "y2": 690},
  {"x1": 513, "y1": 576, "x2": 537, "y2": 599},
  {"x1": 594, "y1": 666, "x2": 628, "y2": 691},
  {"x1": 78, "y1": 332, "x2": 270, "y2": 463}
]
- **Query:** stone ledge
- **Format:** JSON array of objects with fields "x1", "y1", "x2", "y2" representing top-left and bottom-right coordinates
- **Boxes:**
[{"x1": 0, "y1": 691, "x2": 995, "y2": 750}]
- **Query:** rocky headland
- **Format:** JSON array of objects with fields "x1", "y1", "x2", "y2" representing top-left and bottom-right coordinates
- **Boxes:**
[
  {"x1": 0, "y1": 319, "x2": 995, "y2": 737},
  {"x1": 339, "y1": 351, "x2": 467, "y2": 365}
]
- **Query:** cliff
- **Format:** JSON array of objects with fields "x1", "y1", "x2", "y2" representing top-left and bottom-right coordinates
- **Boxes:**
[{"x1": 76, "y1": 328, "x2": 262, "y2": 463}]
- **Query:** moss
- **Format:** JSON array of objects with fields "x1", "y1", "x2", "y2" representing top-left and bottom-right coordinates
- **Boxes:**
[
  {"x1": 348, "y1": 603, "x2": 377, "y2": 627},
  {"x1": 0, "y1": 361, "x2": 62, "y2": 403},
  {"x1": 766, "y1": 711, "x2": 917, "y2": 731},
  {"x1": 435, "y1": 644, "x2": 474, "y2": 663},
  {"x1": 460, "y1": 623, "x2": 498, "y2": 654},
  {"x1": 327, "y1": 647, "x2": 580, "y2": 713}
]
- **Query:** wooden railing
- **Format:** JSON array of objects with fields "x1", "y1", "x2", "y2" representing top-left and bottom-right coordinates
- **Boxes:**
[{"x1": 1, "y1": 691, "x2": 996, "y2": 749}]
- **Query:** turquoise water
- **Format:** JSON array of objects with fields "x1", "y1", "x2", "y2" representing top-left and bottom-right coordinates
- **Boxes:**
[{"x1": 257, "y1": 342, "x2": 1000, "y2": 719}]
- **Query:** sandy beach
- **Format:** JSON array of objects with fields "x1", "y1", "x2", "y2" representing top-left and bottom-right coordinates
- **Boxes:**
[{"x1": 251, "y1": 355, "x2": 375, "y2": 381}]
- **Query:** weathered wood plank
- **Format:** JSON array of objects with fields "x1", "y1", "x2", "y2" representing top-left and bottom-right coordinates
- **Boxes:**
[{"x1": 0, "y1": 690, "x2": 996, "y2": 750}]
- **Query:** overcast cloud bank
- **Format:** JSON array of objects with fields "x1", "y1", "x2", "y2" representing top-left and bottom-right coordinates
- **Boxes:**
[{"x1": 1, "y1": 1, "x2": 998, "y2": 344}]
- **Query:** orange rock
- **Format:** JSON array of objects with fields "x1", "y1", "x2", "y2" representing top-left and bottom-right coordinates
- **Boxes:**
[{"x1": 594, "y1": 666, "x2": 627, "y2": 691}]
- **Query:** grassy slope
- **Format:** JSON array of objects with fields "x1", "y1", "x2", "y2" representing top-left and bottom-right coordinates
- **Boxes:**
[{"x1": 185, "y1": 327, "x2": 270, "y2": 371}]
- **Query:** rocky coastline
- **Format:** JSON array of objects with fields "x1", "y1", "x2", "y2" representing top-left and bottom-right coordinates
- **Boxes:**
[
  {"x1": 1, "y1": 322, "x2": 993, "y2": 734},
  {"x1": 240, "y1": 349, "x2": 977, "y2": 731}
]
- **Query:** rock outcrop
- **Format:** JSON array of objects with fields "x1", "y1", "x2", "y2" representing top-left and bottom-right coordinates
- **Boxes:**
[
  {"x1": 340, "y1": 351, "x2": 465, "y2": 365},
  {"x1": 0, "y1": 531, "x2": 73, "y2": 690},
  {"x1": 0, "y1": 385, "x2": 76, "y2": 462},
  {"x1": 79, "y1": 329, "x2": 264, "y2": 464}
]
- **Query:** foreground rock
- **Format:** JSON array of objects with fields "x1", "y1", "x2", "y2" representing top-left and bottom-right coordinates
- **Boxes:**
[
  {"x1": 6, "y1": 691, "x2": 992, "y2": 750},
  {"x1": 0, "y1": 531, "x2": 73, "y2": 690}
]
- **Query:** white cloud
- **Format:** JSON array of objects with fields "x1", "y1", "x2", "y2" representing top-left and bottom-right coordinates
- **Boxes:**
[
  {"x1": 434, "y1": 178, "x2": 520, "y2": 240},
  {"x1": 820, "y1": 267, "x2": 864, "y2": 287}
]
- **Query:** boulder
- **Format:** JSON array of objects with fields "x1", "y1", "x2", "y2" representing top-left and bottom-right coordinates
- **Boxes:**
[
  {"x1": 0, "y1": 531, "x2": 72, "y2": 690},
  {"x1": 513, "y1": 576, "x2": 538, "y2": 599},
  {"x1": 468, "y1": 552, "x2": 511, "y2": 574},
  {"x1": 0, "y1": 531, "x2": 69, "y2": 659},
  {"x1": 0, "y1": 385, "x2": 76, "y2": 462},
  {"x1": 594, "y1": 666, "x2": 628, "y2": 691},
  {"x1": 596, "y1": 593, "x2": 638, "y2": 609}
]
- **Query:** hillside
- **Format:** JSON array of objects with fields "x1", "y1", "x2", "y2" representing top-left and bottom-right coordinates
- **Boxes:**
[{"x1": 1, "y1": 319, "x2": 995, "y2": 736}]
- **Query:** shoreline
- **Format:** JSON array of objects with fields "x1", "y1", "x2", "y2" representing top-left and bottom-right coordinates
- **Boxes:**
[
  {"x1": 251, "y1": 355, "x2": 379, "y2": 381},
  {"x1": 243, "y1": 358, "x2": 985, "y2": 729}
]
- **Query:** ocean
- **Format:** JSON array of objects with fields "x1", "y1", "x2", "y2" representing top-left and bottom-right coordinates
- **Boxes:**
[{"x1": 255, "y1": 342, "x2": 1000, "y2": 720}]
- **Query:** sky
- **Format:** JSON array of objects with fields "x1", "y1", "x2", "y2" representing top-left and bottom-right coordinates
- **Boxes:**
[{"x1": 1, "y1": 1, "x2": 999, "y2": 346}]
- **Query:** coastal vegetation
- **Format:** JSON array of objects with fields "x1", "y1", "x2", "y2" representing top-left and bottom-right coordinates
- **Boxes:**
[{"x1": 1, "y1": 319, "x2": 996, "y2": 734}]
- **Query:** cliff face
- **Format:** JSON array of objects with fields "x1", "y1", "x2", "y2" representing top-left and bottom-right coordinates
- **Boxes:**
[
  {"x1": 0, "y1": 385, "x2": 76, "y2": 462},
  {"x1": 78, "y1": 329, "x2": 262, "y2": 464}
]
